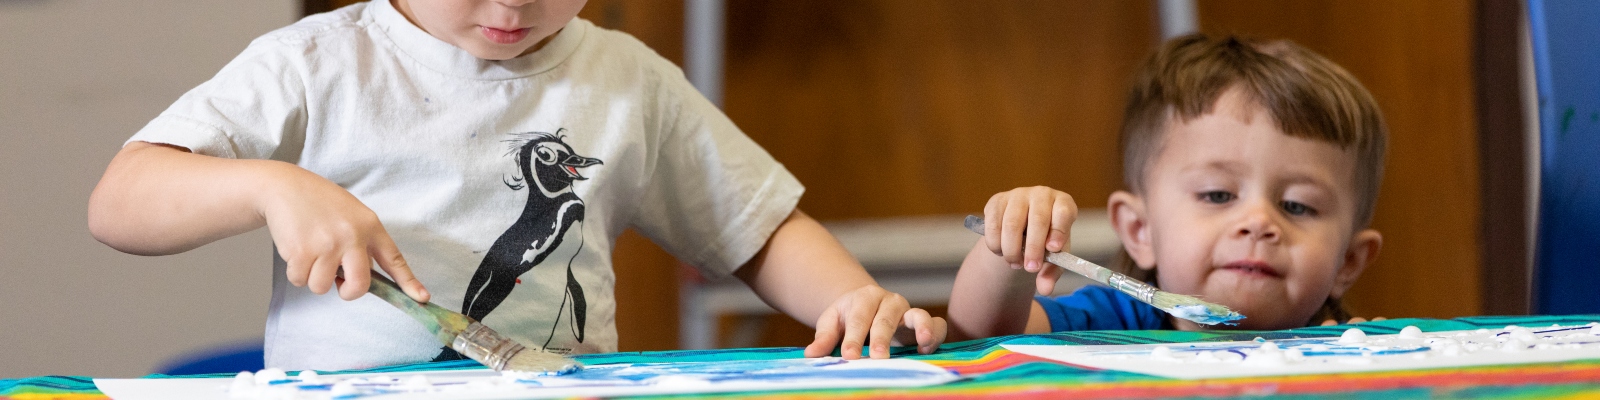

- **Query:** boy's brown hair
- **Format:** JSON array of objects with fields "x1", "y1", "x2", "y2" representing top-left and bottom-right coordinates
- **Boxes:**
[
  {"x1": 1120, "y1": 34, "x2": 1387, "y2": 227},
  {"x1": 1116, "y1": 34, "x2": 1387, "y2": 325}
]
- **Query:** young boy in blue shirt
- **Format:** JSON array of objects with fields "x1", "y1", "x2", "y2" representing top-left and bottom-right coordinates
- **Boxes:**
[
  {"x1": 947, "y1": 34, "x2": 1388, "y2": 338},
  {"x1": 88, "y1": 0, "x2": 945, "y2": 370}
]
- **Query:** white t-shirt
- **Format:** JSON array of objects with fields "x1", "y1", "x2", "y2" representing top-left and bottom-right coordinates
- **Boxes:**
[{"x1": 128, "y1": 0, "x2": 803, "y2": 370}]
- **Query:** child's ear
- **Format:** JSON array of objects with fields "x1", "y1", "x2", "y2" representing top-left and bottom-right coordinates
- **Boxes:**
[
  {"x1": 1108, "y1": 191, "x2": 1156, "y2": 271},
  {"x1": 1332, "y1": 228, "x2": 1383, "y2": 299}
]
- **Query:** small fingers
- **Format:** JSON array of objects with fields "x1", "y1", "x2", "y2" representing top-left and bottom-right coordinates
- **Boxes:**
[
  {"x1": 805, "y1": 307, "x2": 843, "y2": 358},
  {"x1": 372, "y1": 233, "x2": 429, "y2": 303},
  {"x1": 337, "y1": 249, "x2": 372, "y2": 301},
  {"x1": 900, "y1": 308, "x2": 948, "y2": 355},
  {"x1": 307, "y1": 255, "x2": 340, "y2": 295},
  {"x1": 1022, "y1": 189, "x2": 1051, "y2": 273},
  {"x1": 1048, "y1": 192, "x2": 1077, "y2": 252},
  {"x1": 1321, "y1": 319, "x2": 1338, "y2": 326},
  {"x1": 983, "y1": 193, "x2": 1004, "y2": 255},
  {"x1": 838, "y1": 294, "x2": 878, "y2": 360},
  {"x1": 1001, "y1": 192, "x2": 1029, "y2": 267},
  {"x1": 867, "y1": 293, "x2": 910, "y2": 359},
  {"x1": 284, "y1": 253, "x2": 312, "y2": 288},
  {"x1": 1036, "y1": 263, "x2": 1065, "y2": 296},
  {"x1": 1348, "y1": 317, "x2": 1368, "y2": 324}
]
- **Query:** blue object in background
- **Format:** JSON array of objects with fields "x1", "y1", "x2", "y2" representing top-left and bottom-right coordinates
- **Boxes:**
[
  {"x1": 155, "y1": 341, "x2": 264, "y2": 376},
  {"x1": 1528, "y1": 0, "x2": 1600, "y2": 315}
]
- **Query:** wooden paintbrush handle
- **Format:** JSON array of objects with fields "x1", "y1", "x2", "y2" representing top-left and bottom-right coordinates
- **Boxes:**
[{"x1": 367, "y1": 272, "x2": 473, "y2": 346}]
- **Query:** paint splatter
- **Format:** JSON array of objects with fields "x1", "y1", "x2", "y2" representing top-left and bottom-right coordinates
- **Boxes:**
[{"x1": 225, "y1": 357, "x2": 956, "y2": 399}]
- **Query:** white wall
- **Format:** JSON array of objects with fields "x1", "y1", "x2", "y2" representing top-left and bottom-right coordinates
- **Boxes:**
[{"x1": 0, "y1": 0, "x2": 296, "y2": 378}]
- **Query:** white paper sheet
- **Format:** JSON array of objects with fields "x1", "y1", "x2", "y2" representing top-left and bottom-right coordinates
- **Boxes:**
[
  {"x1": 1003, "y1": 324, "x2": 1600, "y2": 380},
  {"x1": 95, "y1": 357, "x2": 959, "y2": 400}
]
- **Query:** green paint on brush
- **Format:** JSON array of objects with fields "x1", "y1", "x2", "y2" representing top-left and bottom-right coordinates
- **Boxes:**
[{"x1": 368, "y1": 273, "x2": 472, "y2": 347}]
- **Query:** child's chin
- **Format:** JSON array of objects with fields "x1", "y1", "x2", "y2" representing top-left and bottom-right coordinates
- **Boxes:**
[{"x1": 462, "y1": 43, "x2": 527, "y2": 61}]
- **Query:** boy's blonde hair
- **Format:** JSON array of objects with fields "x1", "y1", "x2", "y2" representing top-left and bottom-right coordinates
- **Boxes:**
[
  {"x1": 1120, "y1": 34, "x2": 1388, "y2": 227},
  {"x1": 1116, "y1": 34, "x2": 1388, "y2": 325}
]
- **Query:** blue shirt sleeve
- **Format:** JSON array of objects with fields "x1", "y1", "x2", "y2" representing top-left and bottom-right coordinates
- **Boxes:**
[{"x1": 1035, "y1": 285, "x2": 1171, "y2": 331}]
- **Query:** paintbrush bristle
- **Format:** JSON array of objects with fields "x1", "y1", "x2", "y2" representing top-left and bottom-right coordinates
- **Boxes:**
[
  {"x1": 504, "y1": 349, "x2": 583, "y2": 375},
  {"x1": 1151, "y1": 291, "x2": 1245, "y2": 325}
]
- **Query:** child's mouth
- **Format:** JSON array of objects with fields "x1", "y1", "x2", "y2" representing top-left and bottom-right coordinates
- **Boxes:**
[
  {"x1": 482, "y1": 27, "x2": 531, "y2": 44},
  {"x1": 1219, "y1": 260, "x2": 1283, "y2": 278}
]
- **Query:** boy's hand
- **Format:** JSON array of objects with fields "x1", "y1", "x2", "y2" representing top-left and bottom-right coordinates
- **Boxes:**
[
  {"x1": 804, "y1": 285, "x2": 948, "y2": 359},
  {"x1": 983, "y1": 186, "x2": 1077, "y2": 295},
  {"x1": 259, "y1": 165, "x2": 430, "y2": 303}
]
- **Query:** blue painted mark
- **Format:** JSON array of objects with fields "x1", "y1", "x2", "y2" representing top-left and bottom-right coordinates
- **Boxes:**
[
  {"x1": 1167, "y1": 304, "x2": 1245, "y2": 325},
  {"x1": 514, "y1": 357, "x2": 946, "y2": 385},
  {"x1": 1496, "y1": 326, "x2": 1590, "y2": 337},
  {"x1": 1094, "y1": 338, "x2": 1431, "y2": 359}
]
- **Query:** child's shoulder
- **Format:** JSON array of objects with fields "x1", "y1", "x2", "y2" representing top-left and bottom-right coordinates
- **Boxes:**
[
  {"x1": 251, "y1": 3, "x2": 371, "y2": 48},
  {"x1": 576, "y1": 19, "x2": 685, "y2": 77}
]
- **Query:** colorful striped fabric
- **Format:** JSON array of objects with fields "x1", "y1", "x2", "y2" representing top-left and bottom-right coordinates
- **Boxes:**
[{"x1": 7, "y1": 316, "x2": 1600, "y2": 399}]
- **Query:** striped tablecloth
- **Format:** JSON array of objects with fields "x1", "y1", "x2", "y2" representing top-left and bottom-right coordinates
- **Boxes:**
[{"x1": 7, "y1": 315, "x2": 1600, "y2": 399}]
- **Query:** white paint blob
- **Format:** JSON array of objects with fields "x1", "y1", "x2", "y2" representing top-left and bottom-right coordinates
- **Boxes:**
[
  {"x1": 1501, "y1": 339, "x2": 1526, "y2": 353},
  {"x1": 1399, "y1": 326, "x2": 1423, "y2": 339},
  {"x1": 1339, "y1": 328, "x2": 1368, "y2": 344},
  {"x1": 228, "y1": 371, "x2": 256, "y2": 398},
  {"x1": 329, "y1": 381, "x2": 358, "y2": 398},
  {"x1": 1285, "y1": 349, "x2": 1304, "y2": 361},
  {"x1": 1510, "y1": 328, "x2": 1536, "y2": 342},
  {"x1": 1243, "y1": 343, "x2": 1288, "y2": 367},
  {"x1": 253, "y1": 369, "x2": 286, "y2": 385},
  {"x1": 1150, "y1": 346, "x2": 1175, "y2": 361}
]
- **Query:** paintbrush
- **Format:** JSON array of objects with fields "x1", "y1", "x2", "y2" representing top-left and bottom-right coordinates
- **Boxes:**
[
  {"x1": 364, "y1": 272, "x2": 582, "y2": 374},
  {"x1": 964, "y1": 215, "x2": 1244, "y2": 325}
]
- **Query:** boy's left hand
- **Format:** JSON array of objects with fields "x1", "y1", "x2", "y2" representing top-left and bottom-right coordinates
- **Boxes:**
[{"x1": 804, "y1": 285, "x2": 948, "y2": 359}]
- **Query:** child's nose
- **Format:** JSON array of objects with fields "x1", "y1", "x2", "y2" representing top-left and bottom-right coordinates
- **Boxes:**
[{"x1": 1233, "y1": 203, "x2": 1282, "y2": 242}]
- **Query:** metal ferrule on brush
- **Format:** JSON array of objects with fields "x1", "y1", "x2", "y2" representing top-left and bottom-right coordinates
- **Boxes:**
[
  {"x1": 452, "y1": 322, "x2": 525, "y2": 371},
  {"x1": 1107, "y1": 273, "x2": 1157, "y2": 303}
]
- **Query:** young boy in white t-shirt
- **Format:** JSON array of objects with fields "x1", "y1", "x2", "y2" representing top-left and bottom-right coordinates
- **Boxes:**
[{"x1": 88, "y1": 0, "x2": 946, "y2": 370}]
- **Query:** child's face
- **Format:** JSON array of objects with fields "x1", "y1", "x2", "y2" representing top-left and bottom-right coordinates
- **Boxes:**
[
  {"x1": 1111, "y1": 89, "x2": 1382, "y2": 331},
  {"x1": 393, "y1": 0, "x2": 588, "y2": 60}
]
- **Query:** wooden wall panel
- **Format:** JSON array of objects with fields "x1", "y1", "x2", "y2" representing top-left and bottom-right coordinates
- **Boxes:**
[
  {"x1": 1196, "y1": 1, "x2": 1482, "y2": 320},
  {"x1": 717, "y1": 0, "x2": 1156, "y2": 347},
  {"x1": 723, "y1": 0, "x2": 1156, "y2": 219}
]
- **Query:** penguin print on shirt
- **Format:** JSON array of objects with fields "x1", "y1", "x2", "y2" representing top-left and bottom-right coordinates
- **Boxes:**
[{"x1": 434, "y1": 129, "x2": 602, "y2": 361}]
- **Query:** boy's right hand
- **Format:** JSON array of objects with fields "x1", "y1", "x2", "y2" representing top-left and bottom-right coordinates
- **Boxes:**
[
  {"x1": 258, "y1": 165, "x2": 430, "y2": 303},
  {"x1": 982, "y1": 186, "x2": 1077, "y2": 296}
]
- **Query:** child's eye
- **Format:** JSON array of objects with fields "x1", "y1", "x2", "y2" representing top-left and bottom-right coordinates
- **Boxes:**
[
  {"x1": 1199, "y1": 191, "x2": 1235, "y2": 204},
  {"x1": 1281, "y1": 201, "x2": 1317, "y2": 216}
]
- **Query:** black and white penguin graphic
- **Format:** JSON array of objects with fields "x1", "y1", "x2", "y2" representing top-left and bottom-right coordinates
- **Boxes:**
[{"x1": 435, "y1": 130, "x2": 602, "y2": 361}]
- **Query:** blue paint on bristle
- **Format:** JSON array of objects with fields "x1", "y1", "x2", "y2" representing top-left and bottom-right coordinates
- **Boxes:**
[{"x1": 1169, "y1": 304, "x2": 1245, "y2": 326}]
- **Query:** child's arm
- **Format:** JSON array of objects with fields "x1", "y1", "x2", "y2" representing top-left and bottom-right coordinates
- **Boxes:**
[
  {"x1": 946, "y1": 186, "x2": 1075, "y2": 340},
  {"x1": 732, "y1": 210, "x2": 947, "y2": 359},
  {"x1": 88, "y1": 141, "x2": 430, "y2": 303}
]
